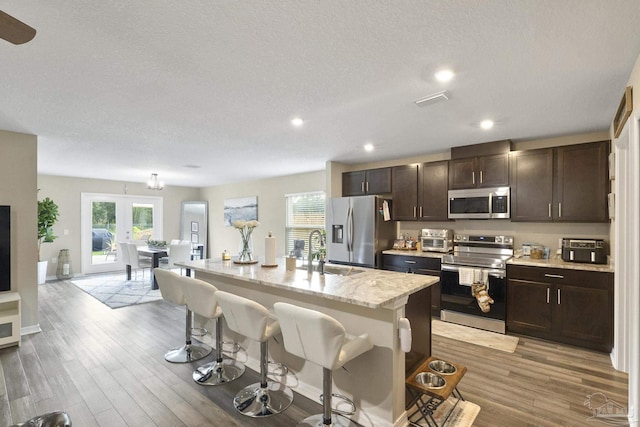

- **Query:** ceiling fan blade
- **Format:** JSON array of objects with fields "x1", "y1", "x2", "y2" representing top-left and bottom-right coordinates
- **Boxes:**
[{"x1": 0, "y1": 10, "x2": 36, "y2": 45}]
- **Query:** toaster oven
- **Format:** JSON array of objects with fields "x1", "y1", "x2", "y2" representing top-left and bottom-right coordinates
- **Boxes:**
[
  {"x1": 561, "y1": 238, "x2": 607, "y2": 264},
  {"x1": 420, "y1": 229, "x2": 453, "y2": 253}
]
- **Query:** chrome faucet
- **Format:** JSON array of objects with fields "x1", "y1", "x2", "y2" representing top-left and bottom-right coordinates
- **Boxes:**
[{"x1": 308, "y1": 229, "x2": 325, "y2": 274}]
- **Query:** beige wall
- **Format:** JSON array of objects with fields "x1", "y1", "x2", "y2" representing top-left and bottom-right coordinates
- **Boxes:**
[
  {"x1": 37, "y1": 175, "x2": 200, "y2": 277},
  {"x1": 0, "y1": 130, "x2": 38, "y2": 329},
  {"x1": 335, "y1": 130, "x2": 610, "y2": 173},
  {"x1": 201, "y1": 170, "x2": 325, "y2": 260}
]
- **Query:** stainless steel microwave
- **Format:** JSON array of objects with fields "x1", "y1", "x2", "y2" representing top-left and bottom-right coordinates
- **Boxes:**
[{"x1": 448, "y1": 187, "x2": 510, "y2": 219}]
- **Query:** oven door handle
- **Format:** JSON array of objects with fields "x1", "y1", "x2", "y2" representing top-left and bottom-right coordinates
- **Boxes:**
[{"x1": 441, "y1": 264, "x2": 506, "y2": 279}]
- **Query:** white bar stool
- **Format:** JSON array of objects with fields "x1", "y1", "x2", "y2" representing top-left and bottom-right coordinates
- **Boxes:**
[
  {"x1": 274, "y1": 302, "x2": 373, "y2": 427},
  {"x1": 178, "y1": 274, "x2": 245, "y2": 385},
  {"x1": 215, "y1": 291, "x2": 294, "y2": 417},
  {"x1": 154, "y1": 268, "x2": 212, "y2": 363}
]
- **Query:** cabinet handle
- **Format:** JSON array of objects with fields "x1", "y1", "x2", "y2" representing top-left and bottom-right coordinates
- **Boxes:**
[
  {"x1": 544, "y1": 273, "x2": 564, "y2": 279},
  {"x1": 548, "y1": 203, "x2": 552, "y2": 218},
  {"x1": 472, "y1": 171, "x2": 476, "y2": 185},
  {"x1": 419, "y1": 206, "x2": 423, "y2": 217},
  {"x1": 361, "y1": 182, "x2": 365, "y2": 193},
  {"x1": 546, "y1": 288, "x2": 550, "y2": 304},
  {"x1": 480, "y1": 170, "x2": 484, "y2": 183},
  {"x1": 557, "y1": 289, "x2": 561, "y2": 305},
  {"x1": 404, "y1": 260, "x2": 417, "y2": 264},
  {"x1": 559, "y1": 203, "x2": 562, "y2": 218},
  {"x1": 413, "y1": 206, "x2": 417, "y2": 218},
  {"x1": 366, "y1": 181, "x2": 369, "y2": 192}
]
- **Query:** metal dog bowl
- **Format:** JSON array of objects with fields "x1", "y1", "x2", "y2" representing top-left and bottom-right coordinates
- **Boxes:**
[
  {"x1": 428, "y1": 359, "x2": 457, "y2": 375},
  {"x1": 415, "y1": 372, "x2": 446, "y2": 389}
]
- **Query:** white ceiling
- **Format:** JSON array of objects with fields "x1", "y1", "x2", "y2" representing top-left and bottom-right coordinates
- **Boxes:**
[{"x1": 1, "y1": 1, "x2": 640, "y2": 187}]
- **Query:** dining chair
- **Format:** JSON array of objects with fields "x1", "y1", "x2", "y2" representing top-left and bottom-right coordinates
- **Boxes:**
[
  {"x1": 162, "y1": 243, "x2": 192, "y2": 274},
  {"x1": 119, "y1": 242, "x2": 130, "y2": 270},
  {"x1": 126, "y1": 242, "x2": 151, "y2": 280}
]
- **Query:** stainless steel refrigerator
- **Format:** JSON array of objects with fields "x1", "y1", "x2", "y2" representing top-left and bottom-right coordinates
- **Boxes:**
[{"x1": 326, "y1": 195, "x2": 396, "y2": 268}]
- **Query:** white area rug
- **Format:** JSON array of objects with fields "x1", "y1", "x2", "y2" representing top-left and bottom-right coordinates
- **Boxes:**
[
  {"x1": 432, "y1": 319, "x2": 519, "y2": 353},
  {"x1": 70, "y1": 273, "x2": 162, "y2": 309},
  {"x1": 408, "y1": 397, "x2": 480, "y2": 427}
]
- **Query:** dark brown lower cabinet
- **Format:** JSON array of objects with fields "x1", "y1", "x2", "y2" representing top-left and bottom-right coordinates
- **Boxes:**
[
  {"x1": 382, "y1": 254, "x2": 441, "y2": 317},
  {"x1": 507, "y1": 265, "x2": 613, "y2": 352}
]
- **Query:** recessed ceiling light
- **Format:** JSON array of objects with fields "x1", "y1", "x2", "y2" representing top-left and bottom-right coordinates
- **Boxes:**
[
  {"x1": 480, "y1": 119, "x2": 494, "y2": 130},
  {"x1": 291, "y1": 117, "x2": 304, "y2": 127},
  {"x1": 364, "y1": 143, "x2": 374, "y2": 152},
  {"x1": 435, "y1": 69, "x2": 455, "y2": 82}
]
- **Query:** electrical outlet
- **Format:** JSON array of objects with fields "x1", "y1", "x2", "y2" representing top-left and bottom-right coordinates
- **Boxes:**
[{"x1": 51, "y1": 257, "x2": 57, "y2": 264}]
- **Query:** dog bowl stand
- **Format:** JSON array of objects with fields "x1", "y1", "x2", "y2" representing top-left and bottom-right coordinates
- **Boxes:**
[{"x1": 405, "y1": 356, "x2": 467, "y2": 426}]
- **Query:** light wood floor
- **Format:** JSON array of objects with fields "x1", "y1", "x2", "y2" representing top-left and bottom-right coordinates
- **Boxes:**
[{"x1": 0, "y1": 279, "x2": 628, "y2": 426}]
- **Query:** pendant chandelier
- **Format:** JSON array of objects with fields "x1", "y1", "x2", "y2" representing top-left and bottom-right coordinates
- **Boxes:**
[{"x1": 147, "y1": 173, "x2": 164, "y2": 190}]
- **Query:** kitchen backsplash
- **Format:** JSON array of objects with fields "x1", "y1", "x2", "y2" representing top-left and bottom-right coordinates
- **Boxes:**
[{"x1": 397, "y1": 220, "x2": 610, "y2": 255}]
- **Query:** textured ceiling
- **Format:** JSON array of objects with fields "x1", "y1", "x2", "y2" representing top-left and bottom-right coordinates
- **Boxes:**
[{"x1": 1, "y1": 1, "x2": 639, "y2": 187}]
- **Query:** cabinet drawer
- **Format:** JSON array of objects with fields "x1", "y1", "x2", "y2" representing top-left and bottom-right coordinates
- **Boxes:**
[
  {"x1": 507, "y1": 265, "x2": 612, "y2": 289},
  {"x1": 382, "y1": 254, "x2": 440, "y2": 271}
]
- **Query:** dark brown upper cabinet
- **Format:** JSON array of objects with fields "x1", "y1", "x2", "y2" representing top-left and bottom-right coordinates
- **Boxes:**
[
  {"x1": 449, "y1": 140, "x2": 511, "y2": 190},
  {"x1": 342, "y1": 167, "x2": 391, "y2": 196},
  {"x1": 420, "y1": 161, "x2": 449, "y2": 221},
  {"x1": 510, "y1": 148, "x2": 554, "y2": 221},
  {"x1": 555, "y1": 141, "x2": 609, "y2": 222},
  {"x1": 449, "y1": 154, "x2": 510, "y2": 189},
  {"x1": 391, "y1": 161, "x2": 449, "y2": 221},
  {"x1": 510, "y1": 141, "x2": 609, "y2": 222}
]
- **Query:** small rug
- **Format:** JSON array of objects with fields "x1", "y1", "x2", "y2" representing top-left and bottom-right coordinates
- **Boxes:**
[
  {"x1": 408, "y1": 397, "x2": 480, "y2": 427},
  {"x1": 70, "y1": 273, "x2": 162, "y2": 309},
  {"x1": 432, "y1": 319, "x2": 519, "y2": 353}
]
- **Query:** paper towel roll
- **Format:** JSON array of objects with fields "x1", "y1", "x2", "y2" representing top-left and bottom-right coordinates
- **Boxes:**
[{"x1": 265, "y1": 232, "x2": 277, "y2": 266}]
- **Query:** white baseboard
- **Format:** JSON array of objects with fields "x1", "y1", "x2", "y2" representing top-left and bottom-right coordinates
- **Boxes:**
[{"x1": 21, "y1": 324, "x2": 42, "y2": 336}]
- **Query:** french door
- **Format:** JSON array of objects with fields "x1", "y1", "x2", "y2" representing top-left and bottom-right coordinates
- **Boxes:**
[{"x1": 81, "y1": 193, "x2": 163, "y2": 274}]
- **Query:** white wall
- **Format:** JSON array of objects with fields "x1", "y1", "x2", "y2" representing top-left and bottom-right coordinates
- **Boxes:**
[
  {"x1": 0, "y1": 130, "x2": 38, "y2": 330},
  {"x1": 610, "y1": 53, "x2": 640, "y2": 425},
  {"x1": 201, "y1": 170, "x2": 325, "y2": 260},
  {"x1": 37, "y1": 175, "x2": 201, "y2": 277}
]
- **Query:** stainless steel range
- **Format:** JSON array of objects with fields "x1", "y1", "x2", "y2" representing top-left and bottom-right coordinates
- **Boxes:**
[{"x1": 440, "y1": 234, "x2": 514, "y2": 334}]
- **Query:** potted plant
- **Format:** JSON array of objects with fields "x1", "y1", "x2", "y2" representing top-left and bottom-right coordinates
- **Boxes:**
[{"x1": 37, "y1": 196, "x2": 59, "y2": 284}]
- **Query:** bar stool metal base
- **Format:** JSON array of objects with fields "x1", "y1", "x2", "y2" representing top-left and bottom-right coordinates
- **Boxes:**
[
  {"x1": 233, "y1": 382, "x2": 293, "y2": 417},
  {"x1": 193, "y1": 358, "x2": 245, "y2": 385},
  {"x1": 296, "y1": 413, "x2": 360, "y2": 427},
  {"x1": 164, "y1": 343, "x2": 212, "y2": 363}
]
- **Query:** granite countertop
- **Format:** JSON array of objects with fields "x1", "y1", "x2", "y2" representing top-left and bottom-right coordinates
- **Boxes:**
[
  {"x1": 177, "y1": 257, "x2": 438, "y2": 309},
  {"x1": 382, "y1": 249, "x2": 447, "y2": 259},
  {"x1": 507, "y1": 255, "x2": 614, "y2": 273}
]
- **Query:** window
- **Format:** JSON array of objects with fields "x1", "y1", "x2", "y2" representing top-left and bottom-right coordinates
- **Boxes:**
[{"x1": 285, "y1": 191, "x2": 325, "y2": 258}]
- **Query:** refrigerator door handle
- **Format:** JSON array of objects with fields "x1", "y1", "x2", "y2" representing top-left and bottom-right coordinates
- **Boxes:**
[{"x1": 347, "y1": 206, "x2": 354, "y2": 253}]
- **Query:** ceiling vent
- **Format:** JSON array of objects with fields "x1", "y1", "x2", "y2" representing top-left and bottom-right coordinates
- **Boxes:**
[{"x1": 414, "y1": 91, "x2": 449, "y2": 107}]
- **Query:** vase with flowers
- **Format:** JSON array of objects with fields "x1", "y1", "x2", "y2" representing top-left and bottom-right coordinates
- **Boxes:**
[{"x1": 233, "y1": 219, "x2": 259, "y2": 264}]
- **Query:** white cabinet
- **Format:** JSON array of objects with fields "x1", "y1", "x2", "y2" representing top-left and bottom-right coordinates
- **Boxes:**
[{"x1": 0, "y1": 292, "x2": 21, "y2": 348}]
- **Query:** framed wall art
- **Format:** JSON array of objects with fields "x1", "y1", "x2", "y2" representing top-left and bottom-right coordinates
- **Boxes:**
[
  {"x1": 613, "y1": 86, "x2": 633, "y2": 138},
  {"x1": 223, "y1": 196, "x2": 258, "y2": 226}
]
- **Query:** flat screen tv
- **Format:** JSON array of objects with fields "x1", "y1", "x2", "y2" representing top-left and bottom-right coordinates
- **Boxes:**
[{"x1": 0, "y1": 206, "x2": 9, "y2": 292}]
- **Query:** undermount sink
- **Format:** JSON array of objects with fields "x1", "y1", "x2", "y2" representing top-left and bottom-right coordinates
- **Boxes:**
[
  {"x1": 298, "y1": 264, "x2": 365, "y2": 276},
  {"x1": 323, "y1": 265, "x2": 365, "y2": 276}
]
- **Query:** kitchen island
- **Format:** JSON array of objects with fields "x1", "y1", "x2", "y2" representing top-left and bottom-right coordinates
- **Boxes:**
[{"x1": 177, "y1": 258, "x2": 438, "y2": 427}]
